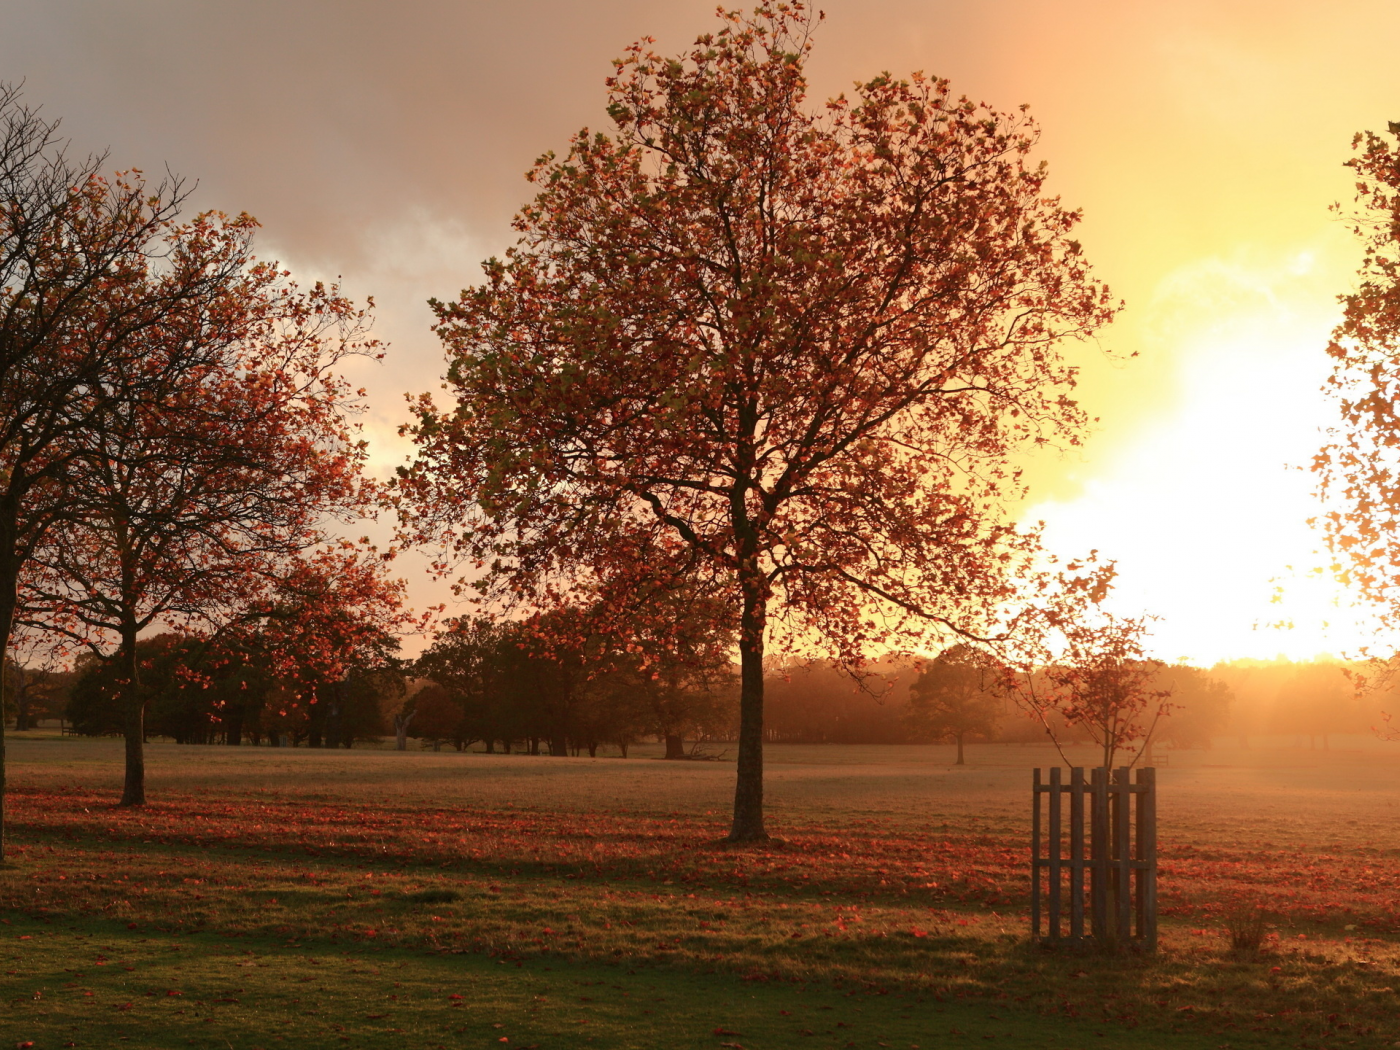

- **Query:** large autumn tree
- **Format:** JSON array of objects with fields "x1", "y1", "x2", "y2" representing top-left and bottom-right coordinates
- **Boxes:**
[
  {"x1": 21, "y1": 216, "x2": 382, "y2": 805},
  {"x1": 0, "y1": 86, "x2": 253, "y2": 854},
  {"x1": 1316, "y1": 123, "x2": 1400, "y2": 657},
  {"x1": 397, "y1": 5, "x2": 1117, "y2": 840}
]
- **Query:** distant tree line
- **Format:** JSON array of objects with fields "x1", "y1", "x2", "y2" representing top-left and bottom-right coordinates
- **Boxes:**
[
  {"x1": 32, "y1": 642, "x2": 1395, "y2": 766},
  {"x1": 406, "y1": 605, "x2": 737, "y2": 758}
]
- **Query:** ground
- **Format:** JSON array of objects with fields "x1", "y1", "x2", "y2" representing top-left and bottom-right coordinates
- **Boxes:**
[{"x1": 2, "y1": 734, "x2": 1400, "y2": 1049}]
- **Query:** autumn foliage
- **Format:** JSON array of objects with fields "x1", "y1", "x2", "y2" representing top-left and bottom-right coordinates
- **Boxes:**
[
  {"x1": 397, "y1": 5, "x2": 1118, "y2": 840},
  {"x1": 1011, "y1": 613, "x2": 1172, "y2": 769},
  {"x1": 16, "y1": 213, "x2": 384, "y2": 806}
]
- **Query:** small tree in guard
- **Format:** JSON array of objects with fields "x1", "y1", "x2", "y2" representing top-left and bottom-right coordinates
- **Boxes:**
[{"x1": 1031, "y1": 766, "x2": 1157, "y2": 950}]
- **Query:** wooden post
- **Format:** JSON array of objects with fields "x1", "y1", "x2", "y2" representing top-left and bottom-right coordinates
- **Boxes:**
[
  {"x1": 1137, "y1": 766, "x2": 1158, "y2": 950},
  {"x1": 1069, "y1": 766, "x2": 1085, "y2": 941},
  {"x1": 1031, "y1": 767, "x2": 1041, "y2": 941},
  {"x1": 1048, "y1": 766, "x2": 1062, "y2": 940},
  {"x1": 1090, "y1": 766, "x2": 1107, "y2": 942},
  {"x1": 1114, "y1": 766, "x2": 1132, "y2": 944}
]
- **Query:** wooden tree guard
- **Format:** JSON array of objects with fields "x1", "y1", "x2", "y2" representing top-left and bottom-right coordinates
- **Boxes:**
[{"x1": 1031, "y1": 766, "x2": 1157, "y2": 951}]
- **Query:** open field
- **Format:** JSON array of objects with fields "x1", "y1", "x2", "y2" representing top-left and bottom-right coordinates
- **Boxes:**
[{"x1": 4, "y1": 736, "x2": 1400, "y2": 1049}]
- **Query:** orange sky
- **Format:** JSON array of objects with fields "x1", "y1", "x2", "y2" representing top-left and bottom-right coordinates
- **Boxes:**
[{"x1": 4, "y1": 0, "x2": 1398, "y2": 663}]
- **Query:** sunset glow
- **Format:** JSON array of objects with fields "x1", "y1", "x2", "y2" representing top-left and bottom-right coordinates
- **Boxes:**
[{"x1": 3, "y1": 0, "x2": 1398, "y2": 665}]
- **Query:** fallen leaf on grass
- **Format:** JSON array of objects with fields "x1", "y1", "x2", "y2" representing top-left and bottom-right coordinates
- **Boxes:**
[{"x1": 714, "y1": 1028, "x2": 742, "y2": 1036}]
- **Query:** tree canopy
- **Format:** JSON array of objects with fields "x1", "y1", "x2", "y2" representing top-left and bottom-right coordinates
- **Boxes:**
[
  {"x1": 397, "y1": 4, "x2": 1117, "y2": 840},
  {"x1": 907, "y1": 644, "x2": 1004, "y2": 764},
  {"x1": 1316, "y1": 124, "x2": 1400, "y2": 658}
]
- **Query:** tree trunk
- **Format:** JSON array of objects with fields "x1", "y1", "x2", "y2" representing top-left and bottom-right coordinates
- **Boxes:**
[
  {"x1": 664, "y1": 734, "x2": 685, "y2": 760},
  {"x1": 549, "y1": 734, "x2": 567, "y2": 757},
  {"x1": 955, "y1": 732, "x2": 965, "y2": 765},
  {"x1": 587, "y1": 741, "x2": 597, "y2": 758},
  {"x1": 618, "y1": 738, "x2": 628, "y2": 758},
  {"x1": 324, "y1": 687, "x2": 343, "y2": 749},
  {"x1": 729, "y1": 571, "x2": 768, "y2": 842},
  {"x1": 394, "y1": 710, "x2": 414, "y2": 751},
  {"x1": 485, "y1": 739, "x2": 495, "y2": 753},
  {"x1": 119, "y1": 625, "x2": 146, "y2": 807}
]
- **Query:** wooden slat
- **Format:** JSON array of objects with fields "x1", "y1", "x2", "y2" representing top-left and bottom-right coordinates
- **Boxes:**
[
  {"x1": 1031, "y1": 767, "x2": 1041, "y2": 941},
  {"x1": 1114, "y1": 766, "x2": 1132, "y2": 944},
  {"x1": 1048, "y1": 766, "x2": 1062, "y2": 940},
  {"x1": 1138, "y1": 766, "x2": 1158, "y2": 951},
  {"x1": 1069, "y1": 766, "x2": 1085, "y2": 941},
  {"x1": 1091, "y1": 766, "x2": 1107, "y2": 941}
]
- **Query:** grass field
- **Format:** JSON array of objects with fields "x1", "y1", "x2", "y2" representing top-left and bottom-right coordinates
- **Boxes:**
[{"x1": 4, "y1": 734, "x2": 1400, "y2": 1049}]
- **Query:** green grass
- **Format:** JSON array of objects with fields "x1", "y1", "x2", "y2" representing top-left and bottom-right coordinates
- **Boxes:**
[
  {"x1": 3, "y1": 917, "x2": 1277, "y2": 1050},
  {"x1": 5, "y1": 734, "x2": 1400, "y2": 1049}
]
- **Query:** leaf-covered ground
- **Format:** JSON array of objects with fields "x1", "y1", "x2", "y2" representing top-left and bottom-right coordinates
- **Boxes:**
[{"x1": 3, "y1": 735, "x2": 1400, "y2": 1048}]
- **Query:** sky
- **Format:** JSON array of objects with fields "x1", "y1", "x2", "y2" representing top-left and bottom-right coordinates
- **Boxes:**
[{"x1": 3, "y1": 0, "x2": 1397, "y2": 664}]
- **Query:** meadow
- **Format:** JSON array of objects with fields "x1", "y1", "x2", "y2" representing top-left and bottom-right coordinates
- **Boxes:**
[{"x1": 4, "y1": 735, "x2": 1400, "y2": 1049}]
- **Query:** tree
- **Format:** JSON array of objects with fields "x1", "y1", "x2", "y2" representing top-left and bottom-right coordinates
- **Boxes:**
[
  {"x1": 1315, "y1": 124, "x2": 1400, "y2": 705},
  {"x1": 764, "y1": 659, "x2": 915, "y2": 743},
  {"x1": 20, "y1": 214, "x2": 382, "y2": 804},
  {"x1": 245, "y1": 549, "x2": 415, "y2": 749},
  {"x1": 907, "y1": 644, "x2": 1002, "y2": 764},
  {"x1": 1151, "y1": 663, "x2": 1231, "y2": 750},
  {"x1": 1016, "y1": 614, "x2": 1171, "y2": 770},
  {"x1": 66, "y1": 632, "x2": 209, "y2": 741},
  {"x1": 4, "y1": 621, "x2": 67, "y2": 731},
  {"x1": 0, "y1": 86, "x2": 248, "y2": 855},
  {"x1": 599, "y1": 584, "x2": 736, "y2": 759},
  {"x1": 1274, "y1": 661, "x2": 1353, "y2": 749},
  {"x1": 414, "y1": 617, "x2": 510, "y2": 750},
  {"x1": 396, "y1": 6, "x2": 1117, "y2": 840},
  {"x1": 409, "y1": 681, "x2": 466, "y2": 750}
]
